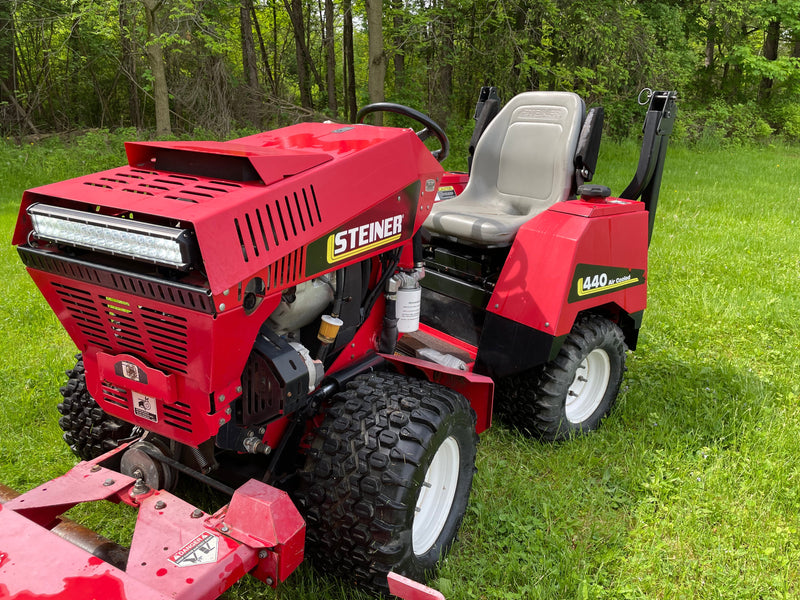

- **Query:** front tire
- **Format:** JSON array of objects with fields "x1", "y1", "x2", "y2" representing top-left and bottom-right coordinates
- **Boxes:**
[
  {"x1": 296, "y1": 371, "x2": 477, "y2": 593},
  {"x1": 58, "y1": 355, "x2": 138, "y2": 460},
  {"x1": 496, "y1": 316, "x2": 626, "y2": 441}
]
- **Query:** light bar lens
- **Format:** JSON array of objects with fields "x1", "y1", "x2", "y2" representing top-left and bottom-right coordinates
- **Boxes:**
[{"x1": 28, "y1": 203, "x2": 193, "y2": 269}]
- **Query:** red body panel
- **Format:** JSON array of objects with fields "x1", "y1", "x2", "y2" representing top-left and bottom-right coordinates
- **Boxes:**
[
  {"x1": 0, "y1": 448, "x2": 303, "y2": 600},
  {"x1": 489, "y1": 197, "x2": 649, "y2": 338},
  {"x1": 14, "y1": 124, "x2": 444, "y2": 446}
]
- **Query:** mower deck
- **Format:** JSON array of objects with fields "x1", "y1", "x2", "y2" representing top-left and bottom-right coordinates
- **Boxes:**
[{"x1": 0, "y1": 443, "x2": 445, "y2": 600}]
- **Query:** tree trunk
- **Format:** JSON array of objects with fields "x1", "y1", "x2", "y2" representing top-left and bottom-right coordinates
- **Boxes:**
[
  {"x1": 285, "y1": 0, "x2": 311, "y2": 107},
  {"x1": 391, "y1": 0, "x2": 405, "y2": 97},
  {"x1": 251, "y1": 4, "x2": 276, "y2": 94},
  {"x1": 324, "y1": 0, "x2": 337, "y2": 116},
  {"x1": 0, "y1": 1, "x2": 16, "y2": 104},
  {"x1": 240, "y1": 0, "x2": 259, "y2": 89},
  {"x1": 430, "y1": 9, "x2": 453, "y2": 126},
  {"x1": 342, "y1": 0, "x2": 357, "y2": 121},
  {"x1": 119, "y1": 0, "x2": 142, "y2": 128},
  {"x1": 283, "y1": 0, "x2": 326, "y2": 109},
  {"x1": 141, "y1": 0, "x2": 171, "y2": 136},
  {"x1": 759, "y1": 15, "x2": 780, "y2": 101},
  {"x1": 365, "y1": 0, "x2": 385, "y2": 124}
]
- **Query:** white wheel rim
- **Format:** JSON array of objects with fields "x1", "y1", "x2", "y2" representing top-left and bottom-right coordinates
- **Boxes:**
[
  {"x1": 565, "y1": 348, "x2": 611, "y2": 424},
  {"x1": 412, "y1": 436, "x2": 460, "y2": 556}
]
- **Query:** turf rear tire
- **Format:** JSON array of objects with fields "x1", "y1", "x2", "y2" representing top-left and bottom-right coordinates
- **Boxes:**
[
  {"x1": 296, "y1": 371, "x2": 477, "y2": 593},
  {"x1": 496, "y1": 315, "x2": 626, "y2": 441},
  {"x1": 58, "y1": 355, "x2": 138, "y2": 460}
]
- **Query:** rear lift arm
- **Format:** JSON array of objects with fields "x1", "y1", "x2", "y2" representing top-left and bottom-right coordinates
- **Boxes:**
[{"x1": 619, "y1": 90, "x2": 678, "y2": 243}]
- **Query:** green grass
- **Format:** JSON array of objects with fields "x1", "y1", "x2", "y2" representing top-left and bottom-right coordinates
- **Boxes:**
[{"x1": 2, "y1": 132, "x2": 800, "y2": 599}]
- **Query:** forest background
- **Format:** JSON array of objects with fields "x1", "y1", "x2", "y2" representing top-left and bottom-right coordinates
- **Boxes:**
[{"x1": 2, "y1": 0, "x2": 800, "y2": 145}]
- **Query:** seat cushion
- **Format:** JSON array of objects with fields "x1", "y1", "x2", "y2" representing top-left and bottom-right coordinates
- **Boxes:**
[{"x1": 425, "y1": 91, "x2": 584, "y2": 245}]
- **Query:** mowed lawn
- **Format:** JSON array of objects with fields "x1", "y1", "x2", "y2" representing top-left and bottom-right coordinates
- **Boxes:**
[{"x1": 1, "y1": 132, "x2": 800, "y2": 600}]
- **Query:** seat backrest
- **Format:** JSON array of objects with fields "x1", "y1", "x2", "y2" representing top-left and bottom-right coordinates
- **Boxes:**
[{"x1": 464, "y1": 91, "x2": 585, "y2": 217}]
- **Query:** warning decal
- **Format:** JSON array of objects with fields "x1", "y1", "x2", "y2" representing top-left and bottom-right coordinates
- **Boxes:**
[
  {"x1": 132, "y1": 391, "x2": 158, "y2": 423},
  {"x1": 168, "y1": 532, "x2": 220, "y2": 567}
]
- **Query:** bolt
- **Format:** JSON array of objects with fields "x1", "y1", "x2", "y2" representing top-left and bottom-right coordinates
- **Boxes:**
[
  {"x1": 219, "y1": 303, "x2": 226, "y2": 311},
  {"x1": 220, "y1": 525, "x2": 230, "y2": 533},
  {"x1": 236, "y1": 386, "x2": 242, "y2": 393},
  {"x1": 225, "y1": 406, "x2": 231, "y2": 415},
  {"x1": 90, "y1": 465, "x2": 102, "y2": 473},
  {"x1": 265, "y1": 578, "x2": 274, "y2": 586},
  {"x1": 103, "y1": 478, "x2": 115, "y2": 486},
  {"x1": 220, "y1": 395, "x2": 226, "y2": 403},
  {"x1": 132, "y1": 478, "x2": 150, "y2": 496},
  {"x1": 155, "y1": 501, "x2": 166, "y2": 510},
  {"x1": 258, "y1": 550, "x2": 268, "y2": 559},
  {"x1": 545, "y1": 322, "x2": 550, "y2": 327},
  {"x1": 191, "y1": 509, "x2": 204, "y2": 519},
  {"x1": 219, "y1": 418, "x2": 226, "y2": 426},
  {"x1": 223, "y1": 289, "x2": 230, "y2": 296},
  {"x1": 494, "y1": 303, "x2": 499, "y2": 309}
]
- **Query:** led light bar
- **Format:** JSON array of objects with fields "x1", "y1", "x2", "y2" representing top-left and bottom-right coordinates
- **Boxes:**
[{"x1": 27, "y1": 203, "x2": 194, "y2": 269}]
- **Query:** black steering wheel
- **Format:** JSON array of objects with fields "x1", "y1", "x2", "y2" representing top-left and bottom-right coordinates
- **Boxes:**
[{"x1": 356, "y1": 102, "x2": 450, "y2": 163}]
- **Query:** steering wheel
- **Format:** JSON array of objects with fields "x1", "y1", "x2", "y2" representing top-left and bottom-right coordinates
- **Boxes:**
[{"x1": 356, "y1": 102, "x2": 450, "y2": 163}]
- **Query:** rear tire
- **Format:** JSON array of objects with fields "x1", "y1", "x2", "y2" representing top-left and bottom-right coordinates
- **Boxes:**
[
  {"x1": 296, "y1": 371, "x2": 477, "y2": 593},
  {"x1": 496, "y1": 316, "x2": 626, "y2": 441},
  {"x1": 58, "y1": 355, "x2": 138, "y2": 460}
]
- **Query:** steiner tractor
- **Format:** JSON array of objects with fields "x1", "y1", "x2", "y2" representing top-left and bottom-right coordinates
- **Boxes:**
[{"x1": 1, "y1": 88, "x2": 676, "y2": 599}]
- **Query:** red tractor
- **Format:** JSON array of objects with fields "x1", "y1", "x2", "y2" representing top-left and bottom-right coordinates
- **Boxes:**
[{"x1": 1, "y1": 88, "x2": 676, "y2": 599}]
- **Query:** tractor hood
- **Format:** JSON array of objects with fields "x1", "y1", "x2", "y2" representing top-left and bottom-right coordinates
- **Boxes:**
[{"x1": 14, "y1": 122, "x2": 444, "y2": 295}]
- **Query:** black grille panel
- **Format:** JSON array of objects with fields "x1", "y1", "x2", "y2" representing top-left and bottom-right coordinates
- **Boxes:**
[
  {"x1": 50, "y1": 282, "x2": 190, "y2": 375},
  {"x1": 20, "y1": 247, "x2": 213, "y2": 314}
]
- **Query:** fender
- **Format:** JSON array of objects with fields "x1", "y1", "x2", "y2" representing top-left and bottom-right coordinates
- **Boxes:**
[{"x1": 477, "y1": 197, "x2": 648, "y2": 377}]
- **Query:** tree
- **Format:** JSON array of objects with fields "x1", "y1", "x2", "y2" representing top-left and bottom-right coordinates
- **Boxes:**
[
  {"x1": 342, "y1": 0, "x2": 357, "y2": 121},
  {"x1": 324, "y1": 0, "x2": 337, "y2": 116},
  {"x1": 365, "y1": 0, "x2": 385, "y2": 123},
  {"x1": 141, "y1": 0, "x2": 171, "y2": 136},
  {"x1": 119, "y1": 0, "x2": 142, "y2": 128},
  {"x1": 240, "y1": 0, "x2": 259, "y2": 90}
]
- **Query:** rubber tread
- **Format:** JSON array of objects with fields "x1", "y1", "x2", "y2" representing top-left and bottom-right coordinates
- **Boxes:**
[
  {"x1": 57, "y1": 355, "x2": 137, "y2": 460},
  {"x1": 495, "y1": 315, "x2": 626, "y2": 441},
  {"x1": 296, "y1": 371, "x2": 477, "y2": 593}
]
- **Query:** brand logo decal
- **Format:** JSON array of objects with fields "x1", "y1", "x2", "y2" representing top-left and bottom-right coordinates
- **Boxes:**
[
  {"x1": 326, "y1": 214, "x2": 404, "y2": 263},
  {"x1": 304, "y1": 182, "x2": 420, "y2": 278},
  {"x1": 168, "y1": 532, "x2": 219, "y2": 567},
  {"x1": 568, "y1": 264, "x2": 645, "y2": 303}
]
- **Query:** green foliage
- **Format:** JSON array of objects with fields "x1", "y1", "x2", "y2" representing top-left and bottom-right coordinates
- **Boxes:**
[
  {"x1": 3, "y1": 0, "x2": 800, "y2": 140},
  {"x1": 681, "y1": 101, "x2": 775, "y2": 146}
]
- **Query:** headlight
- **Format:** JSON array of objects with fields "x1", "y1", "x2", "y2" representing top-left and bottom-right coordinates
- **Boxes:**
[{"x1": 28, "y1": 203, "x2": 194, "y2": 269}]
